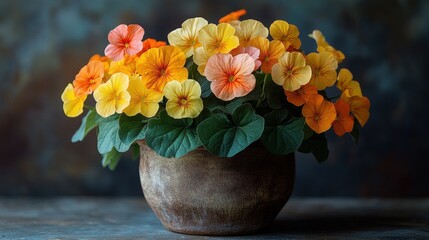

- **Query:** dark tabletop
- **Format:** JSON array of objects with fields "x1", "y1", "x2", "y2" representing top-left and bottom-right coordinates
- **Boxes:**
[{"x1": 0, "y1": 197, "x2": 428, "y2": 239}]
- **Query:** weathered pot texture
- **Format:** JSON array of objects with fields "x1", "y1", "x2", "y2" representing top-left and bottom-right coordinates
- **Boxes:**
[{"x1": 138, "y1": 141, "x2": 295, "y2": 236}]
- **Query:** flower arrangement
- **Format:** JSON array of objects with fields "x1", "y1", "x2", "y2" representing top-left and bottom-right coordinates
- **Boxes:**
[{"x1": 61, "y1": 9, "x2": 370, "y2": 169}]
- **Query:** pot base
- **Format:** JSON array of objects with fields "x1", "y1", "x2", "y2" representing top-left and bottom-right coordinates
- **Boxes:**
[{"x1": 139, "y1": 141, "x2": 295, "y2": 236}]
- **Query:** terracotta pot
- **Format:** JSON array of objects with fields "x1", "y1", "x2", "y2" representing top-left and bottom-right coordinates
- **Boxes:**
[{"x1": 138, "y1": 141, "x2": 295, "y2": 236}]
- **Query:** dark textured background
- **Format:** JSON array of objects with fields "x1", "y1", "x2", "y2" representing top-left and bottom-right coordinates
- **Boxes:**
[{"x1": 1, "y1": 0, "x2": 428, "y2": 197}]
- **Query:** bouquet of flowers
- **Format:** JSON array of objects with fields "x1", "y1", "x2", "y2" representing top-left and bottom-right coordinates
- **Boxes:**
[{"x1": 61, "y1": 9, "x2": 370, "y2": 169}]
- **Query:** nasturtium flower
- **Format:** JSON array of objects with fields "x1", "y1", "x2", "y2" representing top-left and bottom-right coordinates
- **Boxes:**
[
  {"x1": 337, "y1": 68, "x2": 362, "y2": 97},
  {"x1": 193, "y1": 47, "x2": 212, "y2": 75},
  {"x1": 61, "y1": 84, "x2": 87, "y2": 118},
  {"x1": 93, "y1": 73, "x2": 131, "y2": 118},
  {"x1": 198, "y1": 23, "x2": 240, "y2": 54},
  {"x1": 137, "y1": 45, "x2": 188, "y2": 92},
  {"x1": 164, "y1": 79, "x2": 203, "y2": 119},
  {"x1": 342, "y1": 93, "x2": 370, "y2": 127},
  {"x1": 123, "y1": 75, "x2": 163, "y2": 117},
  {"x1": 302, "y1": 94, "x2": 337, "y2": 134},
  {"x1": 269, "y1": 20, "x2": 301, "y2": 50},
  {"x1": 249, "y1": 37, "x2": 285, "y2": 74},
  {"x1": 219, "y1": 9, "x2": 247, "y2": 24},
  {"x1": 309, "y1": 30, "x2": 345, "y2": 63},
  {"x1": 234, "y1": 19, "x2": 269, "y2": 47},
  {"x1": 104, "y1": 24, "x2": 145, "y2": 61},
  {"x1": 332, "y1": 99, "x2": 354, "y2": 136},
  {"x1": 89, "y1": 54, "x2": 111, "y2": 74},
  {"x1": 306, "y1": 52, "x2": 338, "y2": 91},
  {"x1": 73, "y1": 60, "x2": 105, "y2": 95},
  {"x1": 271, "y1": 52, "x2": 312, "y2": 91},
  {"x1": 230, "y1": 46, "x2": 261, "y2": 71},
  {"x1": 108, "y1": 54, "x2": 139, "y2": 76},
  {"x1": 285, "y1": 84, "x2": 318, "y2": 107},
  {"x1": 136, "y1": 38, "x2": 166, "y2": 56},
  {"x1": 168, "y1": 17, "x2": 208, "y2": 58},
  {"x1": 204, "y1": 53, "x2": 256, "y2": 101}
]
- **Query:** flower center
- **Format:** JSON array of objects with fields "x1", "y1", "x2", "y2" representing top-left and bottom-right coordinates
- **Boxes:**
[
  {"x1": 314, "y1": 68, "x2": 321, "y2": 77},
  {"x1": 124, "y1": 43, "x2": 130, "y2": 48},
  {"x1": 314, "y1": 115, "x2": 320, "y2": 121},
  {"x1": 285, "y1": 68, "x2": 293, "y2": 77},
  {"x1": 179, "y1": 97, "x2": 189, "y2": 106},
  {"x1": 264, "y1": 56, "x2": 270, "y2": 62},
  {"x1": 160, "y1": 69, "x2": 166, "y2": 76},
  {"x1": 228, "y1": 75, "x2": 235, "y2": 82}
]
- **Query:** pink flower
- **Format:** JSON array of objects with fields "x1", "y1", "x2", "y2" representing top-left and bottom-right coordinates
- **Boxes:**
[
  {"x1": 104, "y1": 24, "x2": 145, "y2": 61},
  {"x1": 230, "y1": 46, "x2": 261, "y2": 71},
  {"x1": 204, "y1": 53, "x2": 256, "y2": 101}
]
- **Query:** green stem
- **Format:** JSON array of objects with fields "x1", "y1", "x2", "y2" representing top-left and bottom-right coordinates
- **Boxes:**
[{"x1": 257, "y1": 74, "x2": 269, "y2": 108}]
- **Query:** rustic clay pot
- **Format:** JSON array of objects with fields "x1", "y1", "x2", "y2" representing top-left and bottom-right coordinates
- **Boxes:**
[{"x1": 138, "y1": 141, "x2": 295, "y2": 236}]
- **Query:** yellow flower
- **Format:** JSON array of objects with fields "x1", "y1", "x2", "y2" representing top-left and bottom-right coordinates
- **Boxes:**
[
  {"x1": 198, "y1": 23, "x2": 239, "y2": 54},
  {"x1": 93, "y1": 73, "x2": 131, "y2": 118},
  {"x1": 123, "y1": 75, "x2": 163, "y2": 117},
  {"x1": 167, "y1": 17, "x2": 208, "y2": 58},
  {"x1": 272, "y1": 52, "x2": 312, "y2": 91},
  {"x1": 193, "y1": 47, "x2": 212, "y2": 75},
  {"x1": 234, "y1": 19, "x2": 268, "y2": 46},
  {"x1": 108, "y1": 54, "x2": 139, "y2": 76},
  {"x1": 137, "y1": 45, "x2": 188, "y2": 92},
  {"x1": 306, "y1": 52, "x2": 338, "y2": 90},
  {"x1": 164, "y1": 79, "x2": 203, "y2": 119},
  {"x1": 269, "y1": 20, "x2": 301, "y2": 50},
  {"x1": 61, "y1": 83, "x2": 87, "y2": 117},
  {"x1": 337, "y1": 68, "x2": 362, "y2": 97},
  {"x1": 309, "y1": 30, "x2": 345, "y2": 63}
]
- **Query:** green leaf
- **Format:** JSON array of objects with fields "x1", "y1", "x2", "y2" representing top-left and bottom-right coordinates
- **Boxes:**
[
  {"x1": 118, "y1": 114, "x2": 147, "y2": 147},
  {"x1": 197, "y1": 103, "x2": 264, "y2": 157},
  {"x1": 102, "y1": 148, "x2": 122, "y2": 170},
  {"x1": 349, "y1": 118, "x2": 360, "y2": 144},
  {"x1": 303, "y1": 123, "x2": 314, "y2": 140},
  {"x1": 193, "y1": 108, "x2": 212, "y2": 126},
  {"x1": 298, "y1": 133, "x2": 329, "y2": 163},
  {"x1": 130, "y1": 143, "x2": 140, "y2": 161},
  {"x1": 260, "y1": 110, "x2": 305, "y2": 155},
  {"x1": 225, "y1": 100, "x2": 244, "y2": 114},
  {"x1": 264, "y1": 75, "x2": 285, "y2": 109},
  {"x1": 97, "y1": 114, "x2": 129, "y2": 154},
  {"x1": 145, "y1": 111, "x2": 201, "y2": 158},
  {"x1": 71, "y1": 109, "x2": 98, "y2": 142}
]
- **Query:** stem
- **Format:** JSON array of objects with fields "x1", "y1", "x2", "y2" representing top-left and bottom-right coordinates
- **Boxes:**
[{"x1": 257, "y1": 74, "x2": 269, "y2": 108}]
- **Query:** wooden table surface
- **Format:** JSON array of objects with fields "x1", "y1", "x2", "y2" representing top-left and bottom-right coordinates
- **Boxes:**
[{"x1": 0, "y1": 197, "x2": 428, "y2": 239}]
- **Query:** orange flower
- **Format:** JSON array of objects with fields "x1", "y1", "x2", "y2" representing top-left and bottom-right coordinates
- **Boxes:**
[
  {"x1": 137, "y1": 45, "x2": 188, "y2": 92},
  {"x1": 204, "y1": 53, "x2": 256, "y2": 101},
  {"x1": 136, "y1": 38, "x2": 167, "y2": 56},
  {"x1": 104, "y1": 24, "x2": 145, "y2": 61},
  {"x1": 219, "y1": 9, "x2": 247, "y2": 23},
  {"x1": 249, "y1": 37, "x2": 285, "y2": 74},
  {"x1": 332, "y1": 99, "x2": 354, "y2": 136},
  {"x1": 302, "y1": 94, "x2": 336, "y2": 134},
  {"x1": 72, "y1": 60, "x2": 105, "y2": 95},
  {"x1": 342, "y1": 93, "x2": 370, "y2": 127},
  {"x1": 285, "y1": 84, "x2": 318, "y2": 107},
  {"x1": 89, "y1": 54, "x2": 111, "y2": 74}
]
